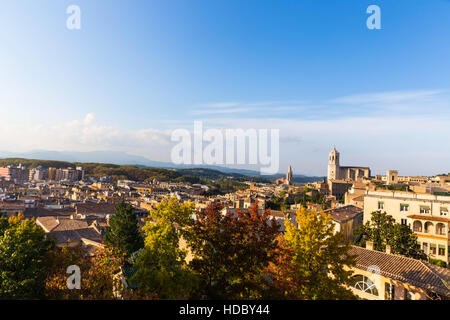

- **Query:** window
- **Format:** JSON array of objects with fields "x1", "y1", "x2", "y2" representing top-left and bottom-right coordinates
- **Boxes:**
[
  {"x1": 430, "y1": 243, "x2": 437, "y2": 255},
  {"x1": 413, "y1": 221, "x2": 422, "y2": 232},
  {"x1": 400, "y1": 204, "x2": 409, "y2": 212},
  {"x1": 378, "y1": 201, "x2": 384, "y2": 210},
  {"x1": 351, "y1": 274, "x2": 379, "y2": 296},
  {"x1": 401, "y1": 219, "x2": 407, "y2": 226},
  {"x1": 436, "y1": 223, "x2": 445, "y2": 236},
  {"x1": 440, "y1": 207, "x2": 448, "y2": 216},
  {"x1": 438, "y1": 245, "x2": 446, "y2": 256},
  {"x1": 424, "y1": 222, "x2": 434, "y2": 234},
  {"x1": 385, "y1": 283, "x2": 396, "y2": 300},
  {"x1": 420, "y1": 206, "x2": 430, "y2": 214}
]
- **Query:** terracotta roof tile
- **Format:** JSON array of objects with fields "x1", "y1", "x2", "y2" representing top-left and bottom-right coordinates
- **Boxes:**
[
  {"x1": 407, "y1": 215, "x2": 450, "y2": 223},
  {"x1": 350, "y1": 246, "x2": 450, "y2": 297},
  {"x1": 324, "y1": 205, "x2": 363, "y2": 223},
  {"x1": 76, "y1": 203, "x2": 116, "y2": 215}
]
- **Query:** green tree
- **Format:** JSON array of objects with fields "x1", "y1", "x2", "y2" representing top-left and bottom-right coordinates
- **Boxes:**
[
  {"x1": 186, "y1": 203, "x2": 281, "y2": 299},
  {"x1": 130, "y1": 197, "x2": 197, "y2": 299},
  {"x1": 105, "y1": 201, "x2": 144, "y2": 257},
  {"x1": 0, "y1": 213, "x2": 54, "y2": 299},
  {"x1": 353, "y1": 211, "x2": 426, "y2": 260},
  {"x1": 0, "y1": 211, "x2": 7, "y2": 233},
  {"x1": 282, "y1": 207, "x2": 356, "y2": 300}
]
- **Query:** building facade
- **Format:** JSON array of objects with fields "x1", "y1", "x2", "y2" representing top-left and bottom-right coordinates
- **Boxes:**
[{"x1": 364, "y1": 190, "x2": 450, "y2": 264}]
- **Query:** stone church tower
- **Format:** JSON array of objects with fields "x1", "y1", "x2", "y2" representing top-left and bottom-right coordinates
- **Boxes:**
[
  {"x1": 286, "y1": 165, "x2": 293, "y2": 185},
  {"x1": 327, "y1": 147, "x2": 340, "y2": 181}
]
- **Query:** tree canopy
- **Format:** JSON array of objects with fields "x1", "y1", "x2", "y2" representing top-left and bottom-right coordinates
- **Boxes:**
[
  {"x1": 280, "y1": 207, "x2": 356, "y2": 300},
  {"x1": 0, "y1": 213, "x2": 54, "y2": 299},
  {"x1": 186, "y1": 203, "x2": 281, "y2": 299},
  {"x1": 353, "y1": 211, "x2": 427, "y2": 260},
  {"x1": 104, "y1": 201, "x2": 144, "y2": 257},
  {"x1": 130, "y1": 197, "x2": 197, "y2": 299}
]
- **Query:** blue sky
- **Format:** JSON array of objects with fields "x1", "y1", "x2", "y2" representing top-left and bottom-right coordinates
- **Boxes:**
[{"x1": 1, "y1": 0, "x2": 450, "y2": 175}]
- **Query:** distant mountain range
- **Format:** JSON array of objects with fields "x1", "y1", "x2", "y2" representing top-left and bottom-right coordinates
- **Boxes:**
[{"x1": 0, "y1": 150, "x2": 324, "y2": 183}]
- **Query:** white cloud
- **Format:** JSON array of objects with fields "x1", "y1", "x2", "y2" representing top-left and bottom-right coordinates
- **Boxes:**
[
  {"x1": 83, "y1": 112, "x2": 95, "y2": 125},
  {"x1": 330, "y1": 89, "x2": 445, "y2": 104},
  {"x1": 0, "y1": 113, "x2": 172, "y2": 160},
  {"x1": 1, "y1": 88, "x2": 449, "y2": 176},
  {"x1": 193, "y1": 100, "x2": 309, "y2": 116},
  {"x1": 193, "y1": 89, "x2": 450, "y2": 119}
]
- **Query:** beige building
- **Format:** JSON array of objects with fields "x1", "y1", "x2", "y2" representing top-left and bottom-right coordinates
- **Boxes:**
[
  {"x1": 328, "y1": 180, "x2": 352, "y2": 200},
  {"x1": 324, "y1": 205, "x2": 363, "y2": 241},
  {"x1": 386, "y1": 170, "x2": 399, "y2": 185},
  {"x1": 364, "y1": 190, "x2": 450, "y2": 264},
  {"x1": 344, "y1": 182, "x2": 368, "y2": 208}
]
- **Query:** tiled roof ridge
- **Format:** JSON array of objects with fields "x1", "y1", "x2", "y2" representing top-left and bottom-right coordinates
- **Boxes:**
[
  {"x1": 351, "y1": 246, "x2": 450, "y2": 295},
  {"x1": 420, "y1": 260, "x2": 450, "y2": 289},
  {"x1": 351, "y1": 246, "x2": 424, "y2": 281},
  {"x1": 351, "y1": 245, "x2": 425, "y2": 265}
]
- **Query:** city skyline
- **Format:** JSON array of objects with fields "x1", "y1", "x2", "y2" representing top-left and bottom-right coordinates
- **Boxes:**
[{"x1": 1, "y1": 1, "x2": 450, "y2": 175}]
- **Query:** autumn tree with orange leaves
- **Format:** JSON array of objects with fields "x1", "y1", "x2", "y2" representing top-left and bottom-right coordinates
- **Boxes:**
[
  {"x1": 45, "y1": 247, "x2": 127, "y2": 300},
  {"x1": 185, "y1": 203, "x2": 281, "y2": 299}
]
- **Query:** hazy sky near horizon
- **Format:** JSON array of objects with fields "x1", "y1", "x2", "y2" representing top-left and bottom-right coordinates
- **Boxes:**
[{"x1": 1, "y1": 0, "x2": 450, "y2": 176}]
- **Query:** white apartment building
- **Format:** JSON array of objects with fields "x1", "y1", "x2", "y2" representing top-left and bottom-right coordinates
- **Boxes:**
[{"x1": 364, "y1": 190, "x2": 450, "y2": 264}]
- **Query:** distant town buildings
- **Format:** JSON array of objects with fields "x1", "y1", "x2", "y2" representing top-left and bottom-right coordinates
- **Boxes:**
[
  {"x1": 275, "y1": 165, "x2": 293, "y2": 185},
  {"x1": 0, "y1": 164, "x2": 84, "y2": 183},
  {"x1": 0, "y1": 148, "x2": 449, "y2": 300},
  {"x1": 0, "y1": 164, "x2": 29, "y2": 182}
]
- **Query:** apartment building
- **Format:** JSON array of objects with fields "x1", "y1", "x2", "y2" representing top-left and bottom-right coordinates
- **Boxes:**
[
  {"x1": 364, "y1": 190, "x2": 450, "y2": 264},
  {"x1": 0, "y1": 165, "x2": 29, "y2": 182}
]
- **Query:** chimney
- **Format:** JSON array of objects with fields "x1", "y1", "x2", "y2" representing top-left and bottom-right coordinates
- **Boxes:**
[
  {"x1": 366, "y1": 240, "x2": 374, "y2": 251},
  {"x1": 386, "y1": 245, "x2": 392, "y2": 254}
]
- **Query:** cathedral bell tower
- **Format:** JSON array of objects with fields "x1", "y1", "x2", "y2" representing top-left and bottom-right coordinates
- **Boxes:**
[
  {"x1": 286, "y1": 165, "x2": 293, "y2": 185},
  {"x1": 327, "y1": 147, "x2": 340, "y2": 181}
]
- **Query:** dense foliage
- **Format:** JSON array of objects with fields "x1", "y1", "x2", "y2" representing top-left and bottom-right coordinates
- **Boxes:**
[
  {"x1": 0, "y1": 158, "x2": 73, "y2": 169},
  {"x1": 130, "y1": 197, "x2": 197, "y2": 299},
  {"x1": 0, "y1": 213, "x2": 54, "y2": 299},
  {"x1": 0, "y1": 201, "x2": 361, "y2": 300},
  {"x1": 353, "y1": 211, "x2": 427, "y2": 260},
  {"x1": 104, "y1": 201, "x2": 144, "y2": 257},
  {"x1": 281, "y1": 208, "x2": 356, "y2": 299},
  {"x1": 45, "y1": 247, "x2": 127, "y2": 300},
  {"x1": 268, "y1": 188, "x2": 329, "y2": 211},
  {"x1": 186, "y1": 203, "x2": 281, "y2": 299}
]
